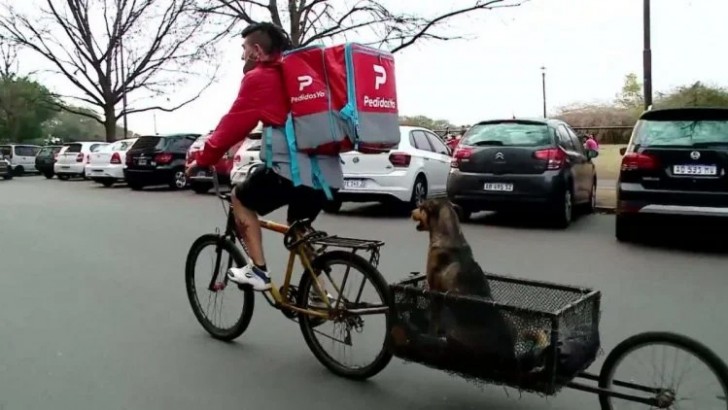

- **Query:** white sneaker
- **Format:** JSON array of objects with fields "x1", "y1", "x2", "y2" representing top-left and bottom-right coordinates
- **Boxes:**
[{"x1": 227, "y1": 264, "x2": 271, "y2": 291}]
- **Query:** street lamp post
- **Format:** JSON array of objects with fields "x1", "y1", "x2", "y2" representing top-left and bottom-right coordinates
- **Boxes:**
[
  {"x1": 541, "y1": 66, "x2": 547, "y2": 118},
  {"x1": 643, "y1": 0, "x2": 653, "y2": 110},
  {"x1": 120, "y1": 36, "x2": 128, "y2": 138}
]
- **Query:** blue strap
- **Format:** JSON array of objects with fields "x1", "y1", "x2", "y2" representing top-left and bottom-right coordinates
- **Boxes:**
[
  {"x1": 310, "y1": 156, "x2": 333, "y2": 200},
  {"x1": 283, "y1": 113, "x2": 302, "y2": 187},
  {"x1": 339, "y1": 43, "x2": 359, "y2": 148},
  {"x1": 264, "y1": 126, "x2": 273, "y2": 169}
]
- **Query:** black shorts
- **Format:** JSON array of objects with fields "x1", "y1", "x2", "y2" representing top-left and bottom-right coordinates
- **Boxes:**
[{"x1": 234, "y1": 167, "x2": 328, "y2": 224}]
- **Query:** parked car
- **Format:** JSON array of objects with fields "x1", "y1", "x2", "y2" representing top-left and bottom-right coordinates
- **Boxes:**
[
  {"x1": 447, "y1": 118, "x2": 598, "y2": 228},
  {"x1": 54, "y1": 142, "x2": 109, "y2": 180},
  {"x1": 615, "y1": 107, "x2": 728, "y2": 241},
  {"x1": 35, "y1": 145, "x2": 65, "y2": 179},
  {"x1": 324, "y1": 126, "x2": 452, "y2": 213},
  {"x1": 0, "y1": 152, "x2": 13, "y2": 180},
  {"x1": 0, "y1": 144, "x2": 41, "y2": 175},
  {"x1": 186, "y1": 133, "x2": 244, "y2": 194},
  {"x1": 230, "y1": 132, "x2": 263, "y2": 186},
  {"x1": 124, "y1": 133, "x2": 200, "y2": 191},
  {"x1": 85, "y1": 138, "x2": 137, "y2": 187}
]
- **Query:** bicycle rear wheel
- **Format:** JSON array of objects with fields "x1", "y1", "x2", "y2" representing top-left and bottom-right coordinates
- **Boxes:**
[
  {"x1": 185, "y1": 234, "x2": 255, "y2": 341},
  {"x1": 298, "y1": 250, "x2": 392, "y2": 380}
]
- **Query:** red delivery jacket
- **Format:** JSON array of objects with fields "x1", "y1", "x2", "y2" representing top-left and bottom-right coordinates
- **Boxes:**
[{"x1": 196, "y1": 60, "x2": 288, "y2": 167}]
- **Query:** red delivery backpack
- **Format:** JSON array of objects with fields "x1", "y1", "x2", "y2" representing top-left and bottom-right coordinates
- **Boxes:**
[
  {"x1": 277, "y1": 43, "x2": 400, "y2": 156},
  {"x1": 279, "y1": 45, "x2": 353, "y2": 156},
  {"x1": 326, "y1": 43, "x2": 400, "y2": 154}
]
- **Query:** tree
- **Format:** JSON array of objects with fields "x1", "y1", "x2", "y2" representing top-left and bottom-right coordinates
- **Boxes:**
[
  {"x1": 615, "y1": 72, "x2": 644, "y2": 112},
  {"x1": 399, "y1": 115, "x2": 455, "y2": 130},
  {"x1": 198, "y1": 0, "x2": 526, "y2": 52},
  {"x1": 43, "y1": 106, "x2": 134, "y2": 142},
  {"x1": 656, "y1": 82, "x2": 728, "y2": 109},
  {"x1": 0, "y1": 0, "x2": 223, "y2": 142},
  {"x1": 0, "y1": 75, "x2": 57, "y2": 143}
]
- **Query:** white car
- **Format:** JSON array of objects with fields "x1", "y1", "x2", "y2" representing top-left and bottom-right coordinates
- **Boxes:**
[
  {"x1": 85, "y1": 138, "x2": 137, "y2": 187},
  {"x1": 54, "y1": 141, "x2": 109, "y2": 180},
  {"x1": 0, "y1": 144, "x2": 41, "y2": 175},
  {"x1": 326, "y1": 126, "x2": 452, "y2": 213},
  {"x1": 230, "y1": 133, "x2": 263, "y2": 186}
]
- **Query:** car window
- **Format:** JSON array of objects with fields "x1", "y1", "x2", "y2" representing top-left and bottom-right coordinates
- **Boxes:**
[
  {"x1": 410, "y1": 130, "x2": 434, "y2": 152},
  {"x1": 633, "y1": 119, "x2": 728, "y2": 147},
  {"x1": 65, "y1": 143, "x2": 82, "y2": 153},
  {"x1": 14, "y1": 146, "x2": 29, "y2": 156},
  {"x1": 462, "y1": 122, "x2": 552, "y2": 147},
  {"x1": 556, "y1": 125, "x2": 576, "y2": 151},
  {"x1": 168, "y1": 137, "x2": 194, "y2": 152},
  {"x1": 565, "y1": 126, "x2": 585, "y2": 154},
  {"x1": 89, "y1": 144, "x2": 107, "y2": 153},
  {"x1": 110, "y1": 140, "x2": 134, "y2": 151},
  {"x1": 424, "y1": 131, "x2": 450, "y2": 155}
]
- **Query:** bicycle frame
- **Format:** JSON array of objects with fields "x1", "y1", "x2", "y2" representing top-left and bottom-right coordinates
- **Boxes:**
[{"x1": 211, "y1": 168, "x2": 387, "y2": 320}]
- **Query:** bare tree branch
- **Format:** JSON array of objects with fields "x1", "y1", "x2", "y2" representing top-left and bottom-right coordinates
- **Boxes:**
[
  {"x1": 0, "y1": 0, "x2": 224, "y2": 141},
  {"x1": 198, "y1": 0, "x2": 527, "y2": 53}
]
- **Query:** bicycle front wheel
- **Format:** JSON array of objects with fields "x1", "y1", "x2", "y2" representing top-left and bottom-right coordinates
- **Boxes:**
[
  {"x1": 185, "y1": 234, "x2": 255, "y2": 341},
  {"x1": 298, "y1": 250, "x2": 392, "y2": 380}
]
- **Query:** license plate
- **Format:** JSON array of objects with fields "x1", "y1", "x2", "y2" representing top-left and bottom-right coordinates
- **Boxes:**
[
  {"x1": 344, "y1": 179, "x2": 366, "y2": 189},
  {"x1": 673, "y1": 164, "x2": 717, "y2": 176},
  {"x1": 197, "y1": 170, "x2": 207, "y2": 177},
  {"x1": 484, "y1": 183, "x2": 513, "y2": 192},
  {"x1": 61, "y1": 166, "x2": 70, "y2": 169},
  {"x1": 138, "y1": 159, "x2": 147, "y2": 166},
  {"x1": 92, "y1": 169, "x2": 103, "y2": 173}
]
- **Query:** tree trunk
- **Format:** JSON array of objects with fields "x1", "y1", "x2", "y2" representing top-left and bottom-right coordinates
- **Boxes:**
[{"x1": 103, "y1": 106, "x2": 117, "y2": 142}]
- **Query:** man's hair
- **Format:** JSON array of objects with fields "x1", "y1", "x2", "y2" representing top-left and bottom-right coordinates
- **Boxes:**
[{"x1": 241, "y1": 22, "x2": 292, "y2": 54}]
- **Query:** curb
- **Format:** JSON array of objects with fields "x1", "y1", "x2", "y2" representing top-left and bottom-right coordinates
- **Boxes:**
[{"x1": 595, "y1": 206, "x2": 616, "y2": 215}]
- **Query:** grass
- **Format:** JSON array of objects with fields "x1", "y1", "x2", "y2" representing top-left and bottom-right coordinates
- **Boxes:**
[
  {"x1": 592, "y1": 144, "x2": 625, "y2": 209},
  {"x1": 593, "y1": 144, "x2": 625, "y2": 181}
]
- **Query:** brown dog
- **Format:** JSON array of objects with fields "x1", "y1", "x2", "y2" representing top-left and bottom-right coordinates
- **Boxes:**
[{"x1": 411, "y1": 198, "x2": 517, "y2": 357}]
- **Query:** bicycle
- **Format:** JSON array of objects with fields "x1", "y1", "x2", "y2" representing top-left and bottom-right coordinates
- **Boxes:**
[{"x1": 185, "y1": 165, "x2": 393, "y2": 380}]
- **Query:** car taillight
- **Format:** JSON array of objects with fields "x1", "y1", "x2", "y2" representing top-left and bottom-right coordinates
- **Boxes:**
[
  {"x1": 76, "y1": 153, "x2": 84, "y2": 162},
  {"x1": 155, "y1": 153, "x2": 173, "y2": 164},
  {"x1": 388, "y1": 152, "x2": 411, "y2": 167},
  {"x1": 621, "y1": 152, "x2": 659, "y2": 171},
  {"x1": 110, "y1": 152, "x2": 121, "y2": 164},
  {"x1": 534, "y1": 148, "x2": 566, "y2": 170},
  {"x1": 451, "y1": 146, "x2": 473, "y2": 168}
]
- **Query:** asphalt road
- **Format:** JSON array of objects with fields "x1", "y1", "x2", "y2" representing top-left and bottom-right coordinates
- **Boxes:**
[{"x1": 2, "y1": 176, "x2": 727, "y2": 410}]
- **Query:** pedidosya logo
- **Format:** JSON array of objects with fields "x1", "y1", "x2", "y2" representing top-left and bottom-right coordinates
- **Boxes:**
[
  {"x1": 291, "y1": 74, "x2": 326, "y2": 103},
  {"x1": 363, "y1": 64, "x2": 396, "y2": 109}
]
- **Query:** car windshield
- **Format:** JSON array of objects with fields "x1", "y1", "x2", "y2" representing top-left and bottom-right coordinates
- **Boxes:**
[
  {"x1": 634, "y1": 119, "x2": 728, "y2": 147},
  {"x1": 462, "y1": 122, "x2": 552, "y2": 147}
]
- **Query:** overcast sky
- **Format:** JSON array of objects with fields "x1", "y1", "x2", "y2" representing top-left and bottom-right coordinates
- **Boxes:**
[{"x1": 15, "y1": 0, "x2": 728, "y2": 136}]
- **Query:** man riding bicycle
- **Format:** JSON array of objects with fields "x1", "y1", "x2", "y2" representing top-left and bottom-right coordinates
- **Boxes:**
[{"x1": 186, "y1": 22, "x2": 343, "y2": 292}]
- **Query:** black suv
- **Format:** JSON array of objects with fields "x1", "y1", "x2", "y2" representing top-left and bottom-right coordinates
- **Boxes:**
[
  {"x1": 447, "y1": 119, "x2": 598, "y2": 228},
  {"x1": 616, "y1": 107, "x2": 728, "y2": 241},
  {"x1": 124, "y1": 133, "x2": 200, "y2": 191},
  {"x1": 35, "y1": 145, "x2": 64, "y2": 179}
]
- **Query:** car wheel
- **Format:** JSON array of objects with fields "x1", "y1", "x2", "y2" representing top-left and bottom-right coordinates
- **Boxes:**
[
  {"x1": 101, "y1": 180, "x2": 114, "y2": 188},
  {"x1": 553, "y1": 188, "x2": 573, "y2": 229},
  {"x1": 323, "y1": 198, "x2": 343, "y2": 214},
  {"x1": 409, "y1": 175, "x2": 428, "y2": 208},
  {"x1": 44, "y1": 172, "x2": 54, "y2": 179},
  {"x1": 191, "y1": 182, "x2": 211, "y2": 194},
  {"x1": 13, "y1": 166, "x2": 24, "y2": 176},
  {"x1": 57, "y1": 174, "x2": 70, "y2": 181},
  {"x1": 615, "y1": 215, "x2": 637, "y2": 242},
  {"x1": 3, "y1": 173, "x2": 12, "y2": 180},
  {"x1": 457, "y1": 207, "x2": 472, "y2": 222},
  {"x1": 170, "y1": 169, "x2": 188, "y2": 190},
  {"x1": 129, "y1": 182, "x2": 144, "y2": 191}
]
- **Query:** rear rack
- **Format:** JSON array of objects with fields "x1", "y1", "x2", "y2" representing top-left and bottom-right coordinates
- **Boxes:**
[{"x1": 282, "y1": 219, "x2": 385, "y2": 268}]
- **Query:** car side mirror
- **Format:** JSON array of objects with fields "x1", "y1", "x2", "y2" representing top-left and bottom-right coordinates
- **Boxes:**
[
  {"x1": 586, "y1": 149, "x2": 599, "y2": 160},
  {"x1": 619, "y1": 147, "x2": 627, "y2": 156}
]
